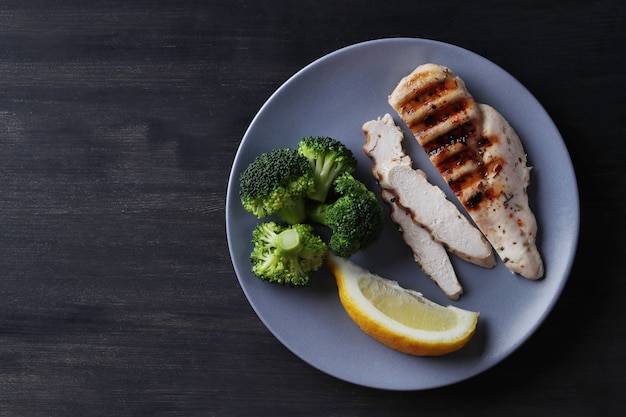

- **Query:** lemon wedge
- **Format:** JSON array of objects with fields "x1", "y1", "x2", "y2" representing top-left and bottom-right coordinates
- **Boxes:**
[{"x1": 326, "y1": 254, "x2": 479, "y2": 356}]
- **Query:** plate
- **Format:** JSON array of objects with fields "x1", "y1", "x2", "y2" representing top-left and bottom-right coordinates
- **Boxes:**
[{"x1": 226, "y1": 38, "x2": 579, "y2": 390}]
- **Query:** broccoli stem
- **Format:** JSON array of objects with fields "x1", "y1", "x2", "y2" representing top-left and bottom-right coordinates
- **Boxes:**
[
  {"x1": 308, "y1": 159, "x2": 343, "y2": 202},
  {"x1": 305, "y1": 202, "x2": 328, "y2": 225},
  {"x1": 276, "y1": 198, "x2": 307, "y2": 224},
  {"x1": 276, "y1": 228, "x2": 301, "y2": 254}
]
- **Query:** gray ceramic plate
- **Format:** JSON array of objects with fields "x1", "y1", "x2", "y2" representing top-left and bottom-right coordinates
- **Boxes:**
[{"x1": 226, "y1": 38, "x2": 579, "y2": 390}]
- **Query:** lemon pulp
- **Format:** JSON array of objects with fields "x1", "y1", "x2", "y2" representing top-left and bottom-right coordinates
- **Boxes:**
[{"x1": 357, "y1": 274, "x2": 457, "y2": 331}]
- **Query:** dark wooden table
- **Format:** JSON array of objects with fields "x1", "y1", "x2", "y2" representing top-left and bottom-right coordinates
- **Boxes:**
[{"x1": 0, "y1": 1, "x2": 623, "y2": 415}]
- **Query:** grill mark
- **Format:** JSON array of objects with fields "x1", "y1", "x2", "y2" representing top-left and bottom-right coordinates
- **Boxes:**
[
  {"x1": 452, "y1": 155, "x2": 506, "y2": 210},
  {"x1": 425, "y1": 122, "x2": 476, "y2": 155},
  {"x1": 408, "y1": 97, "x2": 471, "y2": 141},
  {"x1": 401, "y1": 78, "x2": 468, "y2": 136},
  {"x1": 394, "y1": 71, "x2": 453, "y2": 110},
  {"x1": 427, "y1": 125, "x2": 502, "y2": 210}
]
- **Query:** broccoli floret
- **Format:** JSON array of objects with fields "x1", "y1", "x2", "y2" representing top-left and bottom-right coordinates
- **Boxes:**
[
  {"x1": 333, "y1": 169, "x2": 371, "y2": 196},
  {"x1": 239, "y1": 148, "x2": 315, "y2": 224},
  {"x1": 250, "y1": 222, "x2": 328, "y2": 286},
  {"x1": 297, "y1": 136, "x2": 357, "y2": 202},
  {"x1": 306, "y1": 172, "x2": 385, "y2": 257}
]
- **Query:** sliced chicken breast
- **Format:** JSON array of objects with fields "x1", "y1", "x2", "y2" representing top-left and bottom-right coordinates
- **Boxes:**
[
  {"x1": 388, "y1": 63, "x2": 544, "y2": 279},
  {"x1": 362, "y1": 113, "x2": 413, "y2": 178},
  {"x1": 474, "y1": 104, "x2": 543, "y2": 278},
  {"x1": 362, "y1": 115, "x2": 499, "y2": 298},
  {"x1": 363, "y1": 114, "x2": 463, "y2": 299}
]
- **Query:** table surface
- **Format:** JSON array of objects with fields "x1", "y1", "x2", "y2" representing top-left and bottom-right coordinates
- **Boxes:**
[{"x1": 0, "y1": 1, "x2": 624, "y2": 415}]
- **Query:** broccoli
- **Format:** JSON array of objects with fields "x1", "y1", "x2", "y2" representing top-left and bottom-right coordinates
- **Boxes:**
[
  {"x1": 297, "y1": 136, "x2": 357, "y2": 202},
  {"x1": 250, "y1": 222, "x2": 328, "y2": 286},
  {"x1": 306, "y1": 172, "x2": 385, "y2": 257},
  {"x1": 239, "y1": 148, "x2": 315, "y2": 224},
  {"x1": 333, "y1": 169, "x2": 371, "y2": 196}
]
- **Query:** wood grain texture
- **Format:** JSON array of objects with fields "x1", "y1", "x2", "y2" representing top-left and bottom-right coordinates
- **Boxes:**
[{"x1": 0, "y1": 0, "x2": 624, "y2": 415}]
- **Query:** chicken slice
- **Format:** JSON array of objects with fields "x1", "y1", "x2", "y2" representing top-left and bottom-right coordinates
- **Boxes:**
[
  {"x1": 388, "y1": 63, "x2": 544, "y2": 279},
  {"x1": 376, "y1": 162, "x2": 496, "y2": 268},
  {"x1": 473, "y1": 104, "x2": 544, "y2": 278},
  {"x1": 362, "y1": 113, "x2": 413, "y2": 178},
  {"x1": 381, "y1": 189, "x2": 463, "y2": 300}
]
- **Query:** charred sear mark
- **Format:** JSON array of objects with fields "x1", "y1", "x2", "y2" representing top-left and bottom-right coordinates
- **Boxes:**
[
  {"x1": 425, "y1": 122, "x2": 476, "y2": 155},
  {"x1": 465, "y1": 191, "x2": 483, "y2": 209},
  {"x1": 397, "y1": 74, "x2": 452, "y2": 109},
  {"x1": 415, "y1": 98, "x2": 470, "y2": 132}
]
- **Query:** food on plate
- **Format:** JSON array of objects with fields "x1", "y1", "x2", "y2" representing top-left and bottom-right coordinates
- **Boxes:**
[
  {"x1": 250, "y1": 222, "x2": 328, "y2": 286},
  {"x1": 363, "y1": 115, "x2": 496, "y2": 269},
  {"x1": 363, "y1": 114, "x2": 463, "y2": 300},
  {"x1": 388, "y1": 63, "x2": 544, "y2": 279},
  {"x1": 239, "y1": 148, "x2": 314, "y2": 224},
  {"x1": 378, "y1": 162, "x2": 496, "y2": 268},
  {"x1": 362, "y1": 113, "x2": 413, "y2": 174},
  {"x1": 326, "y1": 253, "x2": 479, "y2": 356},
  {"x1": 306, "y1": 172, "x2": 385, "y2": 258},
  {"x1": 476, "y1": 105, "x2": 544, "y2": 278},
  {"x1": 297, "y1": 136, "x2": 357, "y2": 202},
  {"x1": 382, "y1": 189, "x2": 463, "y2": 300},
  {"x1": 240, "y1": 136, "x2": 385, "y2": 284}
]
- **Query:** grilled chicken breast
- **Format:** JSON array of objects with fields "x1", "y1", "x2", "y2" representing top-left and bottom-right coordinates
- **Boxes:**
[{"x1": 388, "y1": 63, "x2": 544, "y2": 279}]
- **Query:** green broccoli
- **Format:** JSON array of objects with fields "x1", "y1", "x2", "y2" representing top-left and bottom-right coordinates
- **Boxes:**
[
  {"x1": 306, "y1": 172, "x2": 385, "y2": 258},
  {"x1": 239, "y1": 148, "x2": 315, "y2": 224},
  {"x1": 250, "y1": 222, "x2": 328, "y2": 286},
  {"x1": 333, "y1": 169, "x2": 371, "y2": 196},
  {"x1": 297, "y1": 136, "x2": 357, "y2": 202}
]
